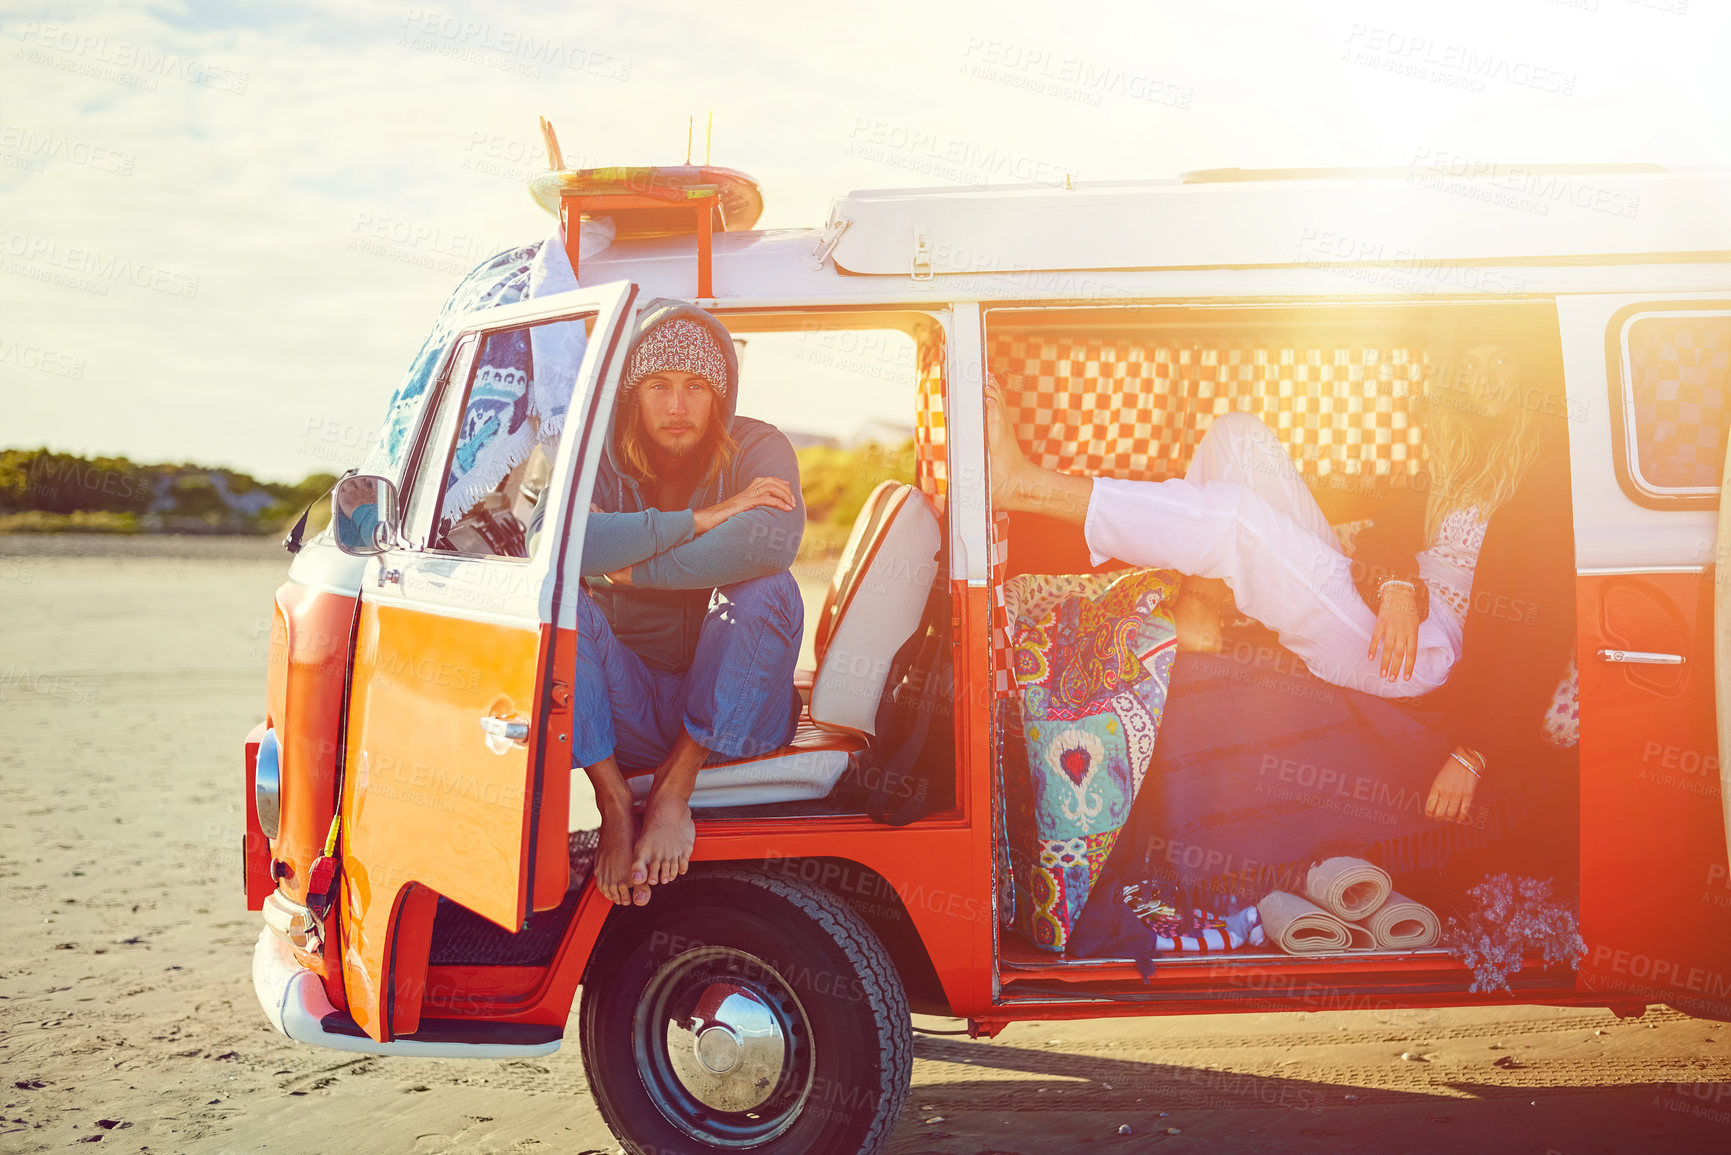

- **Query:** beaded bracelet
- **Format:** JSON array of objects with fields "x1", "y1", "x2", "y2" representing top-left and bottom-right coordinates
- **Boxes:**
[
  {"x1": 1449, "y1": 749, "x2": 1484, "y2": 779},
  {"x1": 1378, "y1": 578, "x2": 1418, "y2": 600}
]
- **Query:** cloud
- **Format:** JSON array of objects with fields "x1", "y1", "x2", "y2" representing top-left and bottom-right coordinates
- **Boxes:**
[{"x1": 1, "y1": 0, "x2": 1726, "y2": 480}]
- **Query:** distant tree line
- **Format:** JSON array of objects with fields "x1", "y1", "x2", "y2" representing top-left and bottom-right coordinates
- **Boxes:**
[
  {"x1": 0, "y1": 441, "x2": 913, "y2": 538},
  {"x1": 0, "y1": 448, "x2": 336, "y2": 534},
  {"x1": 794, "y1": 439, "x2": 917, "y2": 558}
]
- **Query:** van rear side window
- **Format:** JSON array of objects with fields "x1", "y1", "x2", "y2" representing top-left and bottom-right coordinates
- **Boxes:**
[{"x1": 1612, "y1": 306, "x2": 1731, "y2": 506}]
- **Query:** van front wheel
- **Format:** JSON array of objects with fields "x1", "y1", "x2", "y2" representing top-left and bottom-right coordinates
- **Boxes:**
[{"x1": 578, "y1": 867, "x2": 913, "y2": 1155}]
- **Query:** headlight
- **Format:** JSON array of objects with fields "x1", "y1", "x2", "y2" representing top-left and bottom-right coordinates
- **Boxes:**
[{"x1": 255, "y1": 727, "x2": 282, "y2": 840}]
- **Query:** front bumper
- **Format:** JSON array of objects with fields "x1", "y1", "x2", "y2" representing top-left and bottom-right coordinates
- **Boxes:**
[{"x1": 251, "y1": 927, "x2": 561, "y2": 1059}]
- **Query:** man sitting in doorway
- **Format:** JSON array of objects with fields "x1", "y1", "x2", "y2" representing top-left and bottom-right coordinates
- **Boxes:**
[{"x1": 571, "y1": 299, "x2": 806, "y2": 906}]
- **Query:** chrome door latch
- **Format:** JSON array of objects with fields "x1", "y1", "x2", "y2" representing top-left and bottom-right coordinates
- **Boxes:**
[
  {"x1": 377, "y1": 566, "x2": 401, "y2": 588},
  {"x1": 1595, "y1": 648, "x2": 1685, "y2": 666},
  {"x1": 480, "y1": 714, "x2": 530, "y2": 754}
]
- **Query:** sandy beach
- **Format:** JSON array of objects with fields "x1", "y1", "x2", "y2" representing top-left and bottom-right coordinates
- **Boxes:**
[{"x1": 2, "y1": 535, "x2": 1728, "y2": 1154}]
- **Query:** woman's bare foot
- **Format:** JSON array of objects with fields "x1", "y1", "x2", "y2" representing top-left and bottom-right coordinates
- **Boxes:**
[
  {"x1": 1172, "y1": 591, "x2": 1224, "y2": 653},
  {"x1": 1181, "y1": 575, "x2": 1233, "y2": 613},
  {"x1": 986, "y1": 379, "x2": 1039, "y2": 510},
  {"x1": 986, "y1": 378, "x2": 1097, "y2": 525},
  {"x1": 632, "y1": 789, "x2": 696, "y2": 887},
  {"x1": 593, "y1": 808, "x2": 649, "y2": 905}
]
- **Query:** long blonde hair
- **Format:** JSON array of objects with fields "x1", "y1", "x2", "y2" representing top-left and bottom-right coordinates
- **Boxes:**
[
  {"x1": 614, "y1": 390, "x2": 738, "y2": 493},
  {"x1": 1420, "y1": 345, "x2": 1552, "y2": 541}
]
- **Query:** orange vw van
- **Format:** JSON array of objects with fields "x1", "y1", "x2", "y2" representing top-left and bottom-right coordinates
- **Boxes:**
[{"x1": 244, "y1": 161, "x2": 1731, "y2": 1155}]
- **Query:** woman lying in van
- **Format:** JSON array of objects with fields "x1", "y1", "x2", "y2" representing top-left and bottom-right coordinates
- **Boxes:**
[{"x1": 987, "y1": 337, "x2": 1575, "y2": 825}]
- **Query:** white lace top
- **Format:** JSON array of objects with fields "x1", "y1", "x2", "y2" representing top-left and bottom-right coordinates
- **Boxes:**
[{"x1": 1418, "y1": 505, "x2": 1489, "y2": 621}]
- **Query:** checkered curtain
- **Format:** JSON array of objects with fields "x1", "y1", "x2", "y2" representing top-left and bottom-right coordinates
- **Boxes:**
[
  {"x1": 913, "y1": 343, "x2": 948, "y2": 503},
  {"x1": 983, "y1": 335, "x2": 1436, "y2": 699},
  {"x1": 1627, "y1": 315, "x2": 1731, "y2": 490},
  {"x1": 990, "y1": 336, "x2": 1431, "y2": 484},
  {"x1": 989, "y1": 512, "x2": 1013, "y2": 696}
]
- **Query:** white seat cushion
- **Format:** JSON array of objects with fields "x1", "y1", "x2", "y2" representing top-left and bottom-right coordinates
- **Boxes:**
[
  {"x1": 809, "y1": 484, "x2": 942, "y2": 737},
  {"x1": 626, "y1": 719, "x2": 865, "y2": 808}
]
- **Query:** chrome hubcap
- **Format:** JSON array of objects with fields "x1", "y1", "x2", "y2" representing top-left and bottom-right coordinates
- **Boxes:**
[
  {"x1": 669, "y1": 984, "x2": 784, "y2": 1109},
  {"x1": 635, "y1": 946, "x2": 813, "y2": 1146},
  {"x1": 695, "y1": 1025, "x2": 740, "y2": 1073}
]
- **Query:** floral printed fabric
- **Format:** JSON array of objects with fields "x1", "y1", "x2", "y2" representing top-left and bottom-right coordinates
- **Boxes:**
[
  {"x1": 1540, "y1": 648, "x2": 1580, "y2": 748},
  {"x1": 1007, "y1": 568, "x2": 1181, "y2": 952}
]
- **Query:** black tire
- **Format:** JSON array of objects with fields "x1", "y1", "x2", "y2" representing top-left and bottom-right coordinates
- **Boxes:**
[{"x1": 578, "y1": 867, "x2": 912, "y2": 1155}]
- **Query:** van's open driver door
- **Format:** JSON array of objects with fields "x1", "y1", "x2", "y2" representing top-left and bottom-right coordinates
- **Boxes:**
[{"x1": 339, "y1": 280, "x2": 638, "y2": 1042}]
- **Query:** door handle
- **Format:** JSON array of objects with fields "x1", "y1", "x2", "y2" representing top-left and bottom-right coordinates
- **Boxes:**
[
  {"x1": 1595, "y1": 648, "x2": 1686, "y2": 666},
  {"x1": 479, "y1": 715, "x2": 530, "y2": 749}
]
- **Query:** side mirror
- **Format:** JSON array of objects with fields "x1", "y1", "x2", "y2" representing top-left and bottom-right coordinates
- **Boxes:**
[{"x1": 331, "y1": 474, "x2": 401, "y2": 556}]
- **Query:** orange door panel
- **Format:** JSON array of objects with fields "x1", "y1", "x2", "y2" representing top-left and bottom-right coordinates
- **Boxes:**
[
  {"x1": 339, "y1": 601, "x2": 571, "y2": 1039},
  {"x1": 346, "y1": 603, "x2": 543, "y2": 923},
  {"x1": 1578, "y1": 572, "x2": 1731, "y2": 1017}
]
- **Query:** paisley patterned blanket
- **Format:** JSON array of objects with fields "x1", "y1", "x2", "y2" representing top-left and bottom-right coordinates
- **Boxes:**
[{"x1": 1004, "y1": 569, "x2": 1180, "y2": 952}]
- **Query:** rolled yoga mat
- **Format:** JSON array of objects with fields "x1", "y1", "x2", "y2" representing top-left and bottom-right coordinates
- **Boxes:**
[
  {"x1": 1259, "y1": 890, "x2": 1376, "y2": 954},
  {"x1": 1365, "y1": 891, "x2": 1441, "y2": 949},
  {"x1": 1304, "y1": 856, "x2": 1392, "y2": 922}
]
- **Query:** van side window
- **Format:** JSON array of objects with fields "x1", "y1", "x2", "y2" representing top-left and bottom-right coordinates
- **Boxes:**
[
  {"x1": 399, "y1": 334, "x2": 476, "y2": 549},
  {"x1": 1614, "y1": 308, "x2": 1731, "y2": 503},
  {"x1": 409, "y1": 315, "x2": 591, "y2": 559}
]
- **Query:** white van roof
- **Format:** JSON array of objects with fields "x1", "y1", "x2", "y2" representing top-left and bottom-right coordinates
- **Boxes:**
[{"x1": 824, "y1": 167, "x2": 1731, "y2": 276}]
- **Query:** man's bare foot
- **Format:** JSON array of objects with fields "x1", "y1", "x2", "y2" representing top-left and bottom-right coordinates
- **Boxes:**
[
  {"x1": 632, "y1": 790, "x2": 696, "y2": 887},
  {"x1": 593, "y1": 808, "x2": 648, "y2": 905}
]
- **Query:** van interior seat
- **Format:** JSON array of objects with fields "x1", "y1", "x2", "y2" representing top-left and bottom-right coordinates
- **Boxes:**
[{"x1": 625, "y1": 481, "x2": 942, "y2": 808}]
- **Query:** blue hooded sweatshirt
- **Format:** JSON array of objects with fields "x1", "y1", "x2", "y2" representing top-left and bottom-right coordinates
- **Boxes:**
[{"x1": 576, "y1": 298, "x2": 805, "y2": 673}]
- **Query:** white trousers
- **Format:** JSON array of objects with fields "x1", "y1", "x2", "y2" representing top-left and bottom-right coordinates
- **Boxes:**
[{"x1": 1082, "y1": 413, "x2": 1461, "y2": 698}]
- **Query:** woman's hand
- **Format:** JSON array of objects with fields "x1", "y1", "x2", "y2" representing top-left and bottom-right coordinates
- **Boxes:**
[
  {"x1": 692, "y1": 475, "x2": 795, "y2": 535},
  {"x1": 1368, "y1": 582, "x2": 1421, "y2": 681},
  {"x1": 1425, "y1": 749, "x2": 1480, "y2": 824}
]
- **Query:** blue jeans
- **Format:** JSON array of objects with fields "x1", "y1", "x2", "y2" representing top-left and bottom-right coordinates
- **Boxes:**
[{"x1": 570, "y1": 572, "x2": 804, "y2": 771}]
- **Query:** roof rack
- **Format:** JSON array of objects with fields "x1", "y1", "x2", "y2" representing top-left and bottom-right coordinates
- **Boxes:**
[
  {"x1": 531, "y1": 119, "x2": 762, "y2": 299},
  {"x1": 1179, "y1": 163, "x2": 1668, "y2": 183}
]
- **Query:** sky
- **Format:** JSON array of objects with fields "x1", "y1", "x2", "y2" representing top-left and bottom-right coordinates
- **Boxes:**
[{"x1": 1, "y1": 0, "x2": 1727, "y2": 482}]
